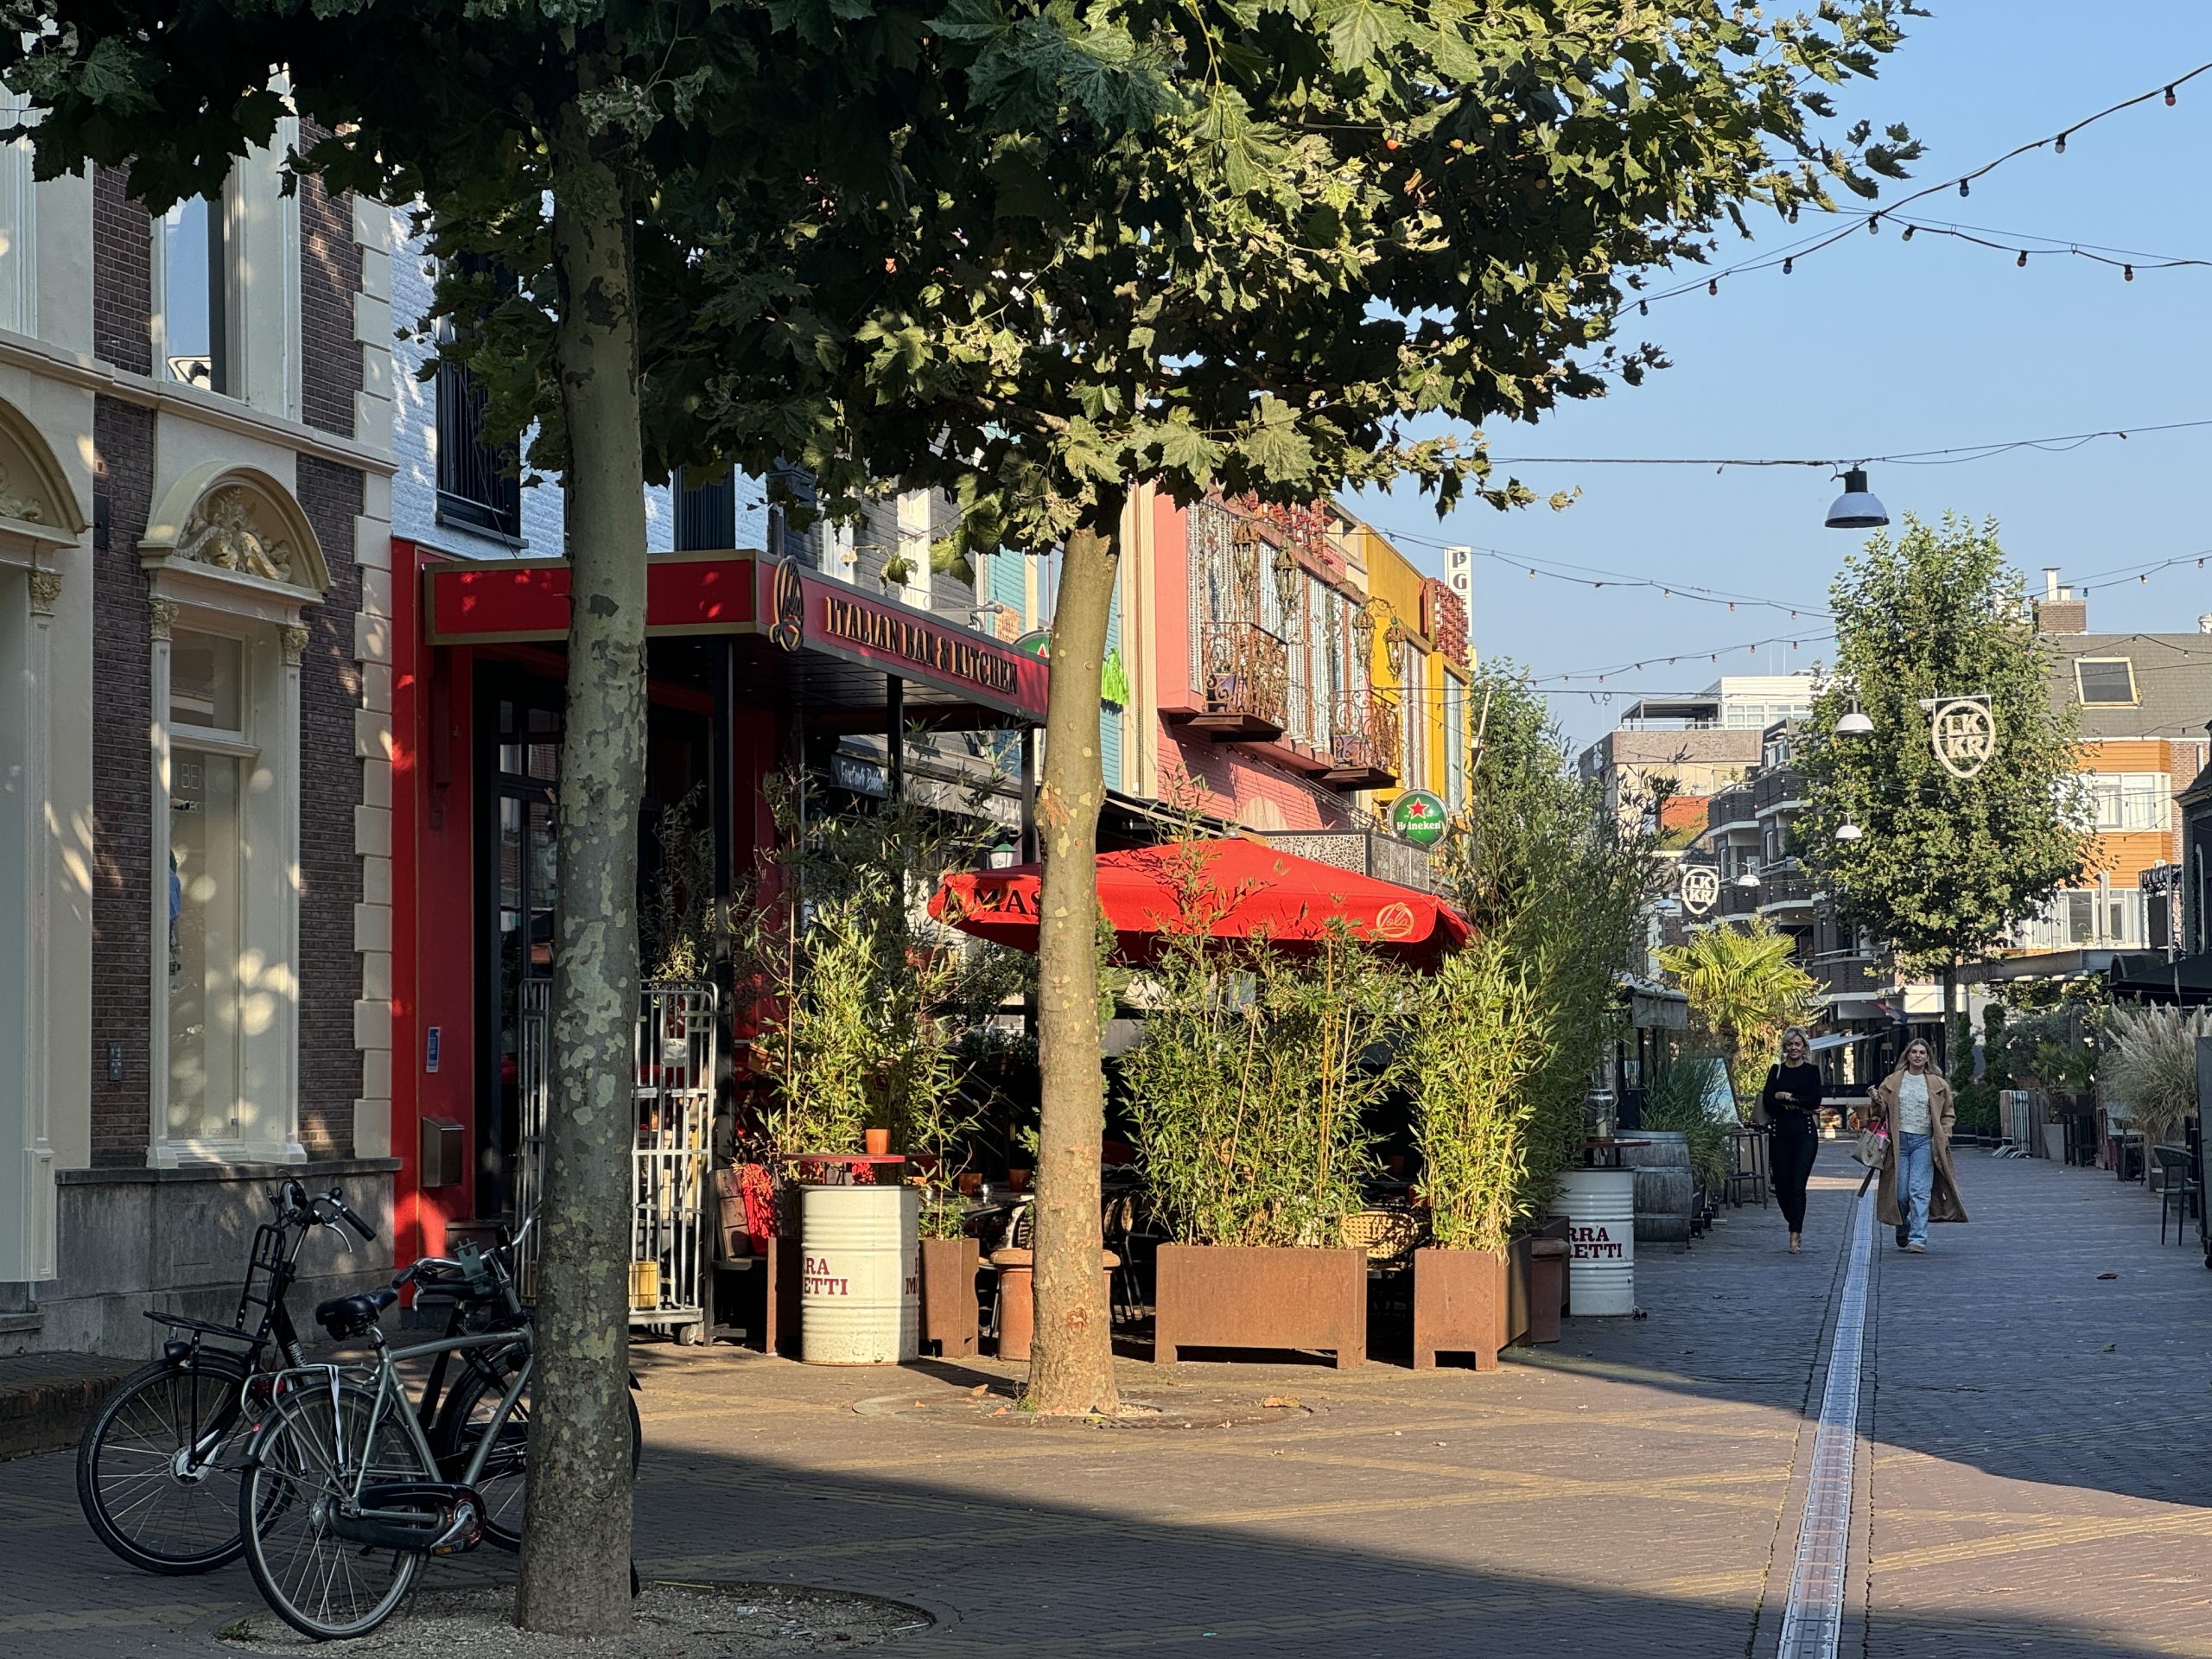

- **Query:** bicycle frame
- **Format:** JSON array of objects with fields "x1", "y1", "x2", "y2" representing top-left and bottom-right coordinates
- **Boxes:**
[{"x1": 262, "y1": 1323, "x2": 532, "y2": 1544}]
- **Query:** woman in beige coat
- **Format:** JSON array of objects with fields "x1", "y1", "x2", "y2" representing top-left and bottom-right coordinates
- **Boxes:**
[{"x1": 1865, "y1": 1039, "x2": 1969, "y2": 1251}]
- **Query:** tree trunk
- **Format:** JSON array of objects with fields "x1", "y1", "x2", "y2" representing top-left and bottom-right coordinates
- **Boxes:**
[
  {"x1": 1025, "y1": 514, "x2": 1122, "y2": 1417},
  {"x1": 517, "y1": 109, "x2": 646, "y2": 1637}
]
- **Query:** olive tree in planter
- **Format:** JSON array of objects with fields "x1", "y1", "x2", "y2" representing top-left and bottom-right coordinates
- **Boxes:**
[{"x1": 1123, "y1": 903, "x2": 1405, "y2": 1369}]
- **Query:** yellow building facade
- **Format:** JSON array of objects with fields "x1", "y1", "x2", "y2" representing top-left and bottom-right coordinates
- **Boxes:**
[{"x1": 1335, "y1": 512, "x2": 1475, "y2": 823}]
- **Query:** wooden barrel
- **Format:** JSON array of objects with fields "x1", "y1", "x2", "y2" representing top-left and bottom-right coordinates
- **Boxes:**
[{"x1": 1625, "y1": 1131, "x2": 1694, "y2": 1247}]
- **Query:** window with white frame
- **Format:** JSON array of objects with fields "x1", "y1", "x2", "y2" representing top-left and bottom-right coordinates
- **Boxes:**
[
  {"x1": 2075, "y1": 658, "x2": 2138, "y2": 707},
  {"x1": 156, "y1": 194, "x2": 228, "y2": 393},
  {"x1": 1400, "y1": 645, "x2": 1427, "y2": 791},
  {"x1": 165, "y1": 629, "x2": 250, "y2": 1145},
  {"x1": 893, "y1": 491, "x2": 931, "y2": 608},
  {"x1": 147, "y1": 111, "x2": 302, "y2": 418},
  {"x1": 2082, "y1": 772, "x2": 2169, "y2": 833},
  {"x1": 140, "y1": 467, "x2": 327, "y2": 1165}
]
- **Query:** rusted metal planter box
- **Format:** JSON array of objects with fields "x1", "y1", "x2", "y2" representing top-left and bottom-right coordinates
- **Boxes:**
[
  {"x1": 919, "y1": 1236, "x2": 980, "y2": 1358},
  {"x1": 1413, "y1": 1218, "x2": 1569, "y2": 1371},
  {"x1": 1153, "y1": 1243, "x2": 1365, "y2": 1368}
]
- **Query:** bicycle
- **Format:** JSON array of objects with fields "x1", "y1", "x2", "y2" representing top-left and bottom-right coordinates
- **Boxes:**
[
  {"x1": 74, "y1": 1180, "x2": 374, "y2": 1574},
  {"x1": 235, "y1": 1239, "x2": 559, "y2": 1638}
]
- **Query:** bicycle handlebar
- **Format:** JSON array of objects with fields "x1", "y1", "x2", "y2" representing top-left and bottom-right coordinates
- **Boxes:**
[{"x1": 325, "y1": 1188, "x2": 376, "y2": 1242}]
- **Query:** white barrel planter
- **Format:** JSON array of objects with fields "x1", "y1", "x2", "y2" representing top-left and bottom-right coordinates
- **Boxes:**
[
  {"x1": 1548, "y1": 1166, "x2": 1637, "y2": 1316},
  {"x1": 799, "y1": 1185, "x2": 920, "y2": 1364}
]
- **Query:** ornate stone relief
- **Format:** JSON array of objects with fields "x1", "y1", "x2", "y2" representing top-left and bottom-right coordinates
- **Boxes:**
[
  {"x1": 26, "y1": 569, "x2": 60, "y2": 614},
  {"x1": 176, "y1": 485, "x2": 297, "y2": 585},
  {"x1": 278, "y1": 624, "x2": 310, "y2": 665},
  {"x1": 148, "y1": 599, "x2": 178, "y2": 641},
  {"x1": 0, "y1": 462, "x2": 46, "y2": 524}
]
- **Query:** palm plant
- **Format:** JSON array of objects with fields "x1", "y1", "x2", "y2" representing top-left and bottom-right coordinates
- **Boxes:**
[{"x1": 1655, "y1": 918, "x2": 1816, "y2": 1111}]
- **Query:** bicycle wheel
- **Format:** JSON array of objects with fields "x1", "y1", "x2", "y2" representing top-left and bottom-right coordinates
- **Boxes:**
[
  {"x1": 77, "y1": 1351, "x2": 254, "y2": 1573},
  {"x1": 433, "y1": 1358, "x2": 640, "y2": 1553},
  {"x1": 238, "y1": 1378, "x2": 431, "y2": 1640}
]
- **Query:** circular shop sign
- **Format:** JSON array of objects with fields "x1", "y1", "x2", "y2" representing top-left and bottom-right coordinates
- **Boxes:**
[
  {"x1": 1390, "y1": 790, "x2": 1449, "y2": 849},
  {"x1": 1678, "y1": 865, "x2": 1719, "y2": 916}
]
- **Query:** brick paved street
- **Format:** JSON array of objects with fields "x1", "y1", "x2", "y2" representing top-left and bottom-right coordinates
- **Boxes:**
[{"x1": 5, "y1": 1144, "x2": 2211, "y2": 1657}]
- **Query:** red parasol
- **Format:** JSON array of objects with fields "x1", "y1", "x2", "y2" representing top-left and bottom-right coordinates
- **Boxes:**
[{"x1": 928, "y1": 837, "x2": 1471, "y2": 967}]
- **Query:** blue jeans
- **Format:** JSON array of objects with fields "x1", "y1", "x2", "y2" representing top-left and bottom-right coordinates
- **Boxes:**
[{"x1": 1897, "y1": 1131, "x2": 1935, "y2": 1246}]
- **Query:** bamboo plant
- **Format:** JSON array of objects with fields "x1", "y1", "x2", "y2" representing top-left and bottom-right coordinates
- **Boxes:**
[
  {"x1": 743, "y1": 760, "x2": 1027, "y2": 1227},
  {"x1": 1119, "y1": 842, "x2": 1404, "y2": 1249}
]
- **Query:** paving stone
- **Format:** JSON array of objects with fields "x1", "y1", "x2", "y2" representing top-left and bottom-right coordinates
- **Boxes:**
[{"x1": 0, "y1": 1143, "x2": 2203, "y2": 1656}]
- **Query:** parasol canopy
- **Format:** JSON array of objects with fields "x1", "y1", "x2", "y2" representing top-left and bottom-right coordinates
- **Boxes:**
[{"x1": 929, "y1": 837, "x2": 1471, "y2": 967}]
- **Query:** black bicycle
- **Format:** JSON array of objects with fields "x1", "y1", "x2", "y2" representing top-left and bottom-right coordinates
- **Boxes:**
[{"x1": 75, "y1": 1181, "x2": 372, "y2": 1573}]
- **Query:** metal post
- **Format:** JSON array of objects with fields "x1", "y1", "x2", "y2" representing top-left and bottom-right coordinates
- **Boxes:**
[
  {"x1": 887, "y1": 675, "x2": 905, "y2": 803},
  {"x1": 1020, "y1": 726, "x2": 1038, "y2": 863}
]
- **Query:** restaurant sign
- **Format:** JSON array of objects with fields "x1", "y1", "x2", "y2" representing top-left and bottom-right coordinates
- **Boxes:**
[{"x1": 765, "y1": 556, "x2": 1041, "y2": 715}]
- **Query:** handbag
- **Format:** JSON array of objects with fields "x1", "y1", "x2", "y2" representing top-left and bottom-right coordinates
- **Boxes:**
[{"x1": 1853, "y1": 1124, "x2": 1889, "y2": 1169}]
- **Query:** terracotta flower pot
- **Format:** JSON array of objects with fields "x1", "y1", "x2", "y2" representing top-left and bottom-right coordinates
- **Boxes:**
[{"x1": 865, "y1": 1128, "x2": 891, "y2": 1156}]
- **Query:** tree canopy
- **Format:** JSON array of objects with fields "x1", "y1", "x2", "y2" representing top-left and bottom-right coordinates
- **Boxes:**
[{"x1": 1798, "y1": 513, "x2": 2090, "y2": 981}]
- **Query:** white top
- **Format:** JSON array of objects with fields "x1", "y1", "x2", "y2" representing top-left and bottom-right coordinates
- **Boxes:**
[{"x1": 1897, "y1": 1072, "x2": 1931, "y2": 1135}]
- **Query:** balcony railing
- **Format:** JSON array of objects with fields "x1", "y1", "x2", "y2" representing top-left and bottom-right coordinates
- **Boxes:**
[
  {"x1": 1756, "y1": 868, "x2": 1819, "y2": 911},
  {"x1": 1808, "y1": 951, "x2": 1883, "y2": 998},
  {"x1": 1717, "y1": 881, "x2": 1760, "y2": 918},
  {"x1": 1707, "y1": 787, "x2": 1757, "y2": 834},
  {"x1": 1192, "y1": 620, "x2": 1290, "y2": 740},
  {"x1": 1268, "y1": 829, "x2": 1433, "y2": 893},
  {"x1": 1319, "y1": 688, "x2": 1401, "y2": 790},
  {"x1": 1753, "y1": 767, "x2": 1808, "y2": 816}
]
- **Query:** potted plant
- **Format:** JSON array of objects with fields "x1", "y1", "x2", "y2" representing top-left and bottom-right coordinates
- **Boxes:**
[
  {"x1": 1406, "y1": 938, "x2": 1554, "y2": 1370},
  {"x1": 1124, "y1": 912, "x2": 1402, "y2": 1369},
  {"x1": 741, "y1": 774, "x2": 1027, "y2": 1361},
  {"x1": 1410, "y1": 670, "x2": 1661, "y2": 1365}
]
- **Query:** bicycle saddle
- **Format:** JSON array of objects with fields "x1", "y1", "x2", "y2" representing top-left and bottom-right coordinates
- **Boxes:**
[{"x1": 314, "y1": 1287, "x2": 397, "y2": 1340}]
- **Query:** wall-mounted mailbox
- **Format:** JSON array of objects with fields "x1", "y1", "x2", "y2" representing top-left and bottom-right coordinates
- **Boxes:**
[{"x1": 420, "y1": 1116, "x2": 466, "y2": 1190}]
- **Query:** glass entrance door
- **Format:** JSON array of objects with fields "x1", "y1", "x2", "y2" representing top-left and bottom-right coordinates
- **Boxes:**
[{"x1": 480, "y1": 687, "x2": 560, "y2": 1219}]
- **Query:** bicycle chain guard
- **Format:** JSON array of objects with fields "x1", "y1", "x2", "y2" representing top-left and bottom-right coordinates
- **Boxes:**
[{"x1": 327, "y1": 1483, "x2": 486, "y2": 1555}]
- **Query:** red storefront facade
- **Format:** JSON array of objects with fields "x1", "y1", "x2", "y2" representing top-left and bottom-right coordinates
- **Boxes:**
[{"x1": 387, "y1": 540, "x2": 1047, "y2": 1269}]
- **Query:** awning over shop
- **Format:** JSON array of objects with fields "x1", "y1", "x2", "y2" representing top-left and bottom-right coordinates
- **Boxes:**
[
  {"x1": 423, "y1": 550, "x2": 1049, "y2": 725},
  {"x1": 930, "y1": 836, "x2": 1472, "y2": 967},
  {"x1": 1808, "y1": 1030, "x2": 1889, "y2": 1052}
]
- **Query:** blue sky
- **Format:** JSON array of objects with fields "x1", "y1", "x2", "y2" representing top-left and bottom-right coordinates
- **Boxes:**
[{"x1": 1351, "y1": 3, "x2": 2212, "y2": 747}]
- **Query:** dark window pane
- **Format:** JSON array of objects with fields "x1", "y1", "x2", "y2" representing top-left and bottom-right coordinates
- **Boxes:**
[
  {"x1": 2076, "y1": 659, "x2": 2136, "y2": 704},
  {"x1": 673, "y1": 467, "x2": 739, "y2": 551}
]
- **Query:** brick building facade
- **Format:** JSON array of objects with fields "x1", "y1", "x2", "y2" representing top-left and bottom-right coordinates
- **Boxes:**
[{"x1": 1, "y1": 112, "x2": 397, "y2": 1355}]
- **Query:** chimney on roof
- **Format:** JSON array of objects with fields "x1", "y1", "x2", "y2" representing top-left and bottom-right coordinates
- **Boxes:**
[
  {"x1": 2199, "y1": 613, "x2": 2212, "y2": 634},
  {"x1": 2033, "y1": 567, "x2": 2086, "y2": 634}
]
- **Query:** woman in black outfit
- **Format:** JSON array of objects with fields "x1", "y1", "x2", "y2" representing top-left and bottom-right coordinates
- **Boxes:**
[{"x1": 1760, "y1": 1027, "x2": 1823, "y2": 1254}]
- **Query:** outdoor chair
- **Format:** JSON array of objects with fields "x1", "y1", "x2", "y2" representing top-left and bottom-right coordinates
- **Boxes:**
[
  {"x1": 1341, "y1": 1205, "x2": 1430, "y2": 1272},
  {"x1": 2152, "y1": 1145, "x2": 2201, "y2": 1246},
  {"x1": 1726, "y1": 1127, "x2": 1770, "y2": 1209},
  {"x1": 1100, "y1": 1191, "x2": 1151, "y2": 1325}
]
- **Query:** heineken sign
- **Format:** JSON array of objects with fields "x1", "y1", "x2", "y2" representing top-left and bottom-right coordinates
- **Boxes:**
[{"x1": 1390, "y1": 790, "x2": 1448, "y2": 848}]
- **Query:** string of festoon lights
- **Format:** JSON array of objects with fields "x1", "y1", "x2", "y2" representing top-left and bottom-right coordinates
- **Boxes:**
[{"x1": 1633, "y1": 60, "x2": 2212, "y2": 308}]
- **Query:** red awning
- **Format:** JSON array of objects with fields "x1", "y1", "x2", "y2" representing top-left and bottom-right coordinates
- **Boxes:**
[
  {"x1": 929, "y1": 837, "x2": 1471, "y2": 966},
  {"x1": 421, "y1": 551, "x2": 1048, "y2": 723}
]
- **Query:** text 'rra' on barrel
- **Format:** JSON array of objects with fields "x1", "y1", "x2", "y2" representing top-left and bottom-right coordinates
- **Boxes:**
[
  {"x1": 1548, "y1": 1166, "x2": 1637, "y2": 1316},
  {"x1": 798, "y1": 1184, "x2": 920, "y2": 1364},
  {"x1": 1624, "y1": 1130, "x2": 1694, "y2": 1247}
]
